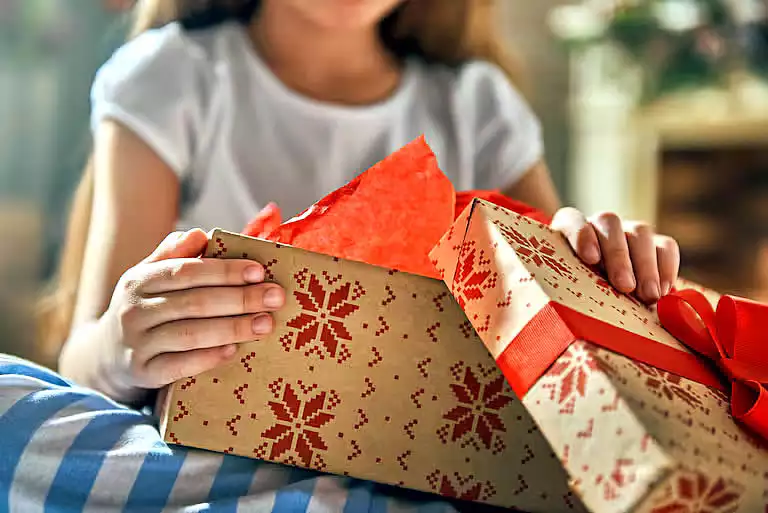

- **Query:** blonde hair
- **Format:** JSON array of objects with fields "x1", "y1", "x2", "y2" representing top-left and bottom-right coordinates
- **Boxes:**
[{"x1": 38, "y1": 0, "x2": 525, "y2": 360}]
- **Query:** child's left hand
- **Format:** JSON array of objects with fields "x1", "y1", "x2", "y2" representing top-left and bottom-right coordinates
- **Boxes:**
[{"x1": 551, "y1": 207, "x2": 680, "y2": 305}]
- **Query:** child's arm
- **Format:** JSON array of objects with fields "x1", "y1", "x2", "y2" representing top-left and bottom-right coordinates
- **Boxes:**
[
  {"x1": 59, "y1": 120, "x2": 284, "y2": 405},
  {"x1": 500, "y1": 160, "x2": 561, "y2": 216},
  {"x1": 59, "y1": 120, "x2": 180, "y2": 403}
]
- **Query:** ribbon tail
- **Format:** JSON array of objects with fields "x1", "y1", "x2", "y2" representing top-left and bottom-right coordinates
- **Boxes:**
[{"x1": 731, "y1": 381, "x2": 768, "y2": 441}]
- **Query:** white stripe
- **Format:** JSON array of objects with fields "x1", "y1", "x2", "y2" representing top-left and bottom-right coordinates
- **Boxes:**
[
  {"x1": 8, "y1": 402, "x2": 100, "y2": 513},
  {"x1": 170, "y1": 503, "x2": 209, "y2": 512},
  {"x1": 234, "y1": 463, "x2": 293, "y2": 513},
  {"x1": 0, "y1": 375, "x2": 53, "y2": 412},
  {"x1": 305, "y1": 475, "x2": 351, "y2": 513},
  {"x1": 83, "y1": 423, "x2": 162, "y2": 513},
  {"x1": 164, "y1": 451, "x2": 223, "y2": 509}
]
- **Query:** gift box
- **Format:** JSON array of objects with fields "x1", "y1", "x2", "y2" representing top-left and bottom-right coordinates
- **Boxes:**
[
  {"x1": 430, "y1": 199, "x2": 768, "y2": 513},
  {"x1": 158, "y1": 229, "x2": 585, "y2": 512},
  {"x1": 159, "y1": 137, "x2": 768, "y2": 512}
]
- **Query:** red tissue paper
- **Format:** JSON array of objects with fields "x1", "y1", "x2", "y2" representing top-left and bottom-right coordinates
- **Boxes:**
[{"x1": 243, "y1": 137, "x2": 549, "y2": 278}]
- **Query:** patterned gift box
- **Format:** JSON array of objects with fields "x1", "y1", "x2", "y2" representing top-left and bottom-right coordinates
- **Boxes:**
[
  {"x1": 430, "y1": 199, "x2": 768, "y2": 513},
  {"x1": 159, "y1": 229, "x2": 588, "y2": 512}
]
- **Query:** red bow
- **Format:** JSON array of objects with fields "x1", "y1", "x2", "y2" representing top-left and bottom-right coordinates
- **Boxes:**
[{"x1": 657, "y1": 290, "x2": 768, "y2": 440}]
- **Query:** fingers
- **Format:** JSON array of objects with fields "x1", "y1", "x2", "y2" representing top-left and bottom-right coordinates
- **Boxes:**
[
  {"x1": 144, "y1": 229, "x2": 209, "y2": 264},
  {"x1": 655, "y1": 234, "x2": 680, "y2": 296},
  {"x1": 590, "y1": 213, "x2": 636, "y2": 293},
  {"x1": 139, "y1": 344, "x2": 238, "y2": 387},
  {"x1": 135, "y1": 283, "x2": 286, "y2": 328},
  {"x1": 139, "y1": 258, "x2": 269, "y2": 294},
  {"x1": 625, "y1": 222, "x2": 660, "y2": 303},
  {"x1": 552, "y1": 207, "x2": 601, "y2": 264},
  {"x1": 557, "y1": 208, "x2": 680, "y2": 302},
  {"x1": 135, "y1": 314, "x2": 273, "y2": 356}
]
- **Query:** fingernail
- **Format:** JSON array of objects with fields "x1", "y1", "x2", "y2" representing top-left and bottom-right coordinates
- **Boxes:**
[
  {"x1": 584, "y1": 244, "x2": 601, "y2": 264},
  {"x1": 642, "y1": 281, "x2": 661, "y2": 301},
  {"x1": 616, "y1": 272, "x2": 636, "y2": 291},
  {"x1": 252, "y1": 314, "x2": 273, "y2": 335},
  {"x1": 221, "y1": 344, "x2": 237, "y2": 357},
  {"x1": 244, "y1": 265, "x2": 264, "y2": 283},
  {"x1": 263, "y1": 287, "x2": 285, "y2": 309},
  {"x1": 661, "y1": 281, "x2": 672, "y2": 296}
]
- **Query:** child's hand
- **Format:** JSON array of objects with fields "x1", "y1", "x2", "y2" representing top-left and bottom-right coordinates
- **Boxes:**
[
  {"x1": 551, "y1": 208, "x2": 680, "y2": 304},
  {"x1": 104, "y1": 230, "x2": 285, "y2": 389}
]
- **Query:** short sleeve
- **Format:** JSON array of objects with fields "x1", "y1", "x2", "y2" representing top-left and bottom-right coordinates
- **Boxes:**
[
  {"x1": 90, "y1": 23, "x2": 208, "y2": 177},
  {"x1": 458, "y1": 62, "x2": 544, "y2": 190}
]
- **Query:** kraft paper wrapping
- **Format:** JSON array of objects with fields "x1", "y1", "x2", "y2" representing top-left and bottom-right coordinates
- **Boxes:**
[
  {"x1": 431, "y1": 199, "x2": 768, "y2": 513},
  {"x1": 159, "y1": 230, "x2": 586, "y2": 512}
]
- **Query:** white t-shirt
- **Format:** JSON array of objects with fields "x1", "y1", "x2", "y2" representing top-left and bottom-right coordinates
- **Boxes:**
[{"x1": 90, "y1": 21, "x2": 544, "y2": 233}]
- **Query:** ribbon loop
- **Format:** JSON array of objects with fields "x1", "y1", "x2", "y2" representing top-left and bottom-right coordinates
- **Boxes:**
[
  {"x1": 657, "y1": 292, "x2": 720, "y2": 361},
  {"x1": 658, "y1": 290, "x2": 768, "y2": 442},
  {"x1": 716, "y1": 295, "x2": 768, "y2": 370}
]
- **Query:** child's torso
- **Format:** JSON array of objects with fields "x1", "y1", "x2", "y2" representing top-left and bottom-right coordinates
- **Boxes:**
[{"x1": 176, "y1": 24, "x2": 474, "y2": 232}]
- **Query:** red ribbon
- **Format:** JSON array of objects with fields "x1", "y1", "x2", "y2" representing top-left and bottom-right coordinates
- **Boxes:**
[{"x1": 657, "y1": 289, "x2": 768, "y2": 440}]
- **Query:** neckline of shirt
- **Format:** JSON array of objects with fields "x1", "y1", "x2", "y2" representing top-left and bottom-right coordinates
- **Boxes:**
[{"x1": 229, "y1": 23, "x2": 419, "y2": 120}]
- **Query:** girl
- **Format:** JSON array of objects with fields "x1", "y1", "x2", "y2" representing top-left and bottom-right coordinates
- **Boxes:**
[
  {"x1": 46, "y1": 0, "x2": 679, "y2": 405},
  {"x1": 8, "y1": 1, "x2": 679, "y2": 510}
]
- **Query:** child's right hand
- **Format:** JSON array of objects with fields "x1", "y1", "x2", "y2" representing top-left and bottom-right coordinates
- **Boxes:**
[{"x1": 103, "y1": 229, "x2": 285, "y2": 390}]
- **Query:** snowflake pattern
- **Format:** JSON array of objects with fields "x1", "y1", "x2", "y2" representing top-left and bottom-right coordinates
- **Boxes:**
[
  {"x1": 439, "y1": 365, "x2": 514, "y2": 452},
  {"x1": 636, "y1": 363, "x2": 702, "y2": 409},
  {"x1": 540, "y1": 344, "x2": 600, "y2": 414},
  {"x1": 283, "y1": 271, "x2": 362, "y2": 362},
  {"x1": 426, "y1": 470, "x2": 496, "y2": 502},
  {"x1": 595, "y1": 458, "x2": 637, "y2": 502},
  {"x1": 496, "y1": 222, "x2": 576, "y2": 282},
  {"x1": 649, "y1": 471, "x2": 743, "y2": 513},
  {"x1": 261, "y1": 381, "x2": 339, "y2": 467},
  {"x1": 452, "y1": 242, "x2": 498, "y2": 309}
]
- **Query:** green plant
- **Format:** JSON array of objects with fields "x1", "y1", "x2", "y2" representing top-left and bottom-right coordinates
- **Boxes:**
[{"x1": 549, "y1": 0, "x2": 737, "y2": 101}]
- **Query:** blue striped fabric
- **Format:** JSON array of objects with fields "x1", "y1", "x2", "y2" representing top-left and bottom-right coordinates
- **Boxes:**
[{"x1": 0, "y1": 355, "x2": 499, "y2": 513}]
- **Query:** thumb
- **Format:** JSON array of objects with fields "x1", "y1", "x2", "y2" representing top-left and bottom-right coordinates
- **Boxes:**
[{"x1": 143, "y1": 229, "x2": 210, "y2": 264}]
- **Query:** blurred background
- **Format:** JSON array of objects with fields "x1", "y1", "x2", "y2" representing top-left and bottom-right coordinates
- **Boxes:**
[{"x1": 0, "y1": 0, "x2": 766, "y2": 366}]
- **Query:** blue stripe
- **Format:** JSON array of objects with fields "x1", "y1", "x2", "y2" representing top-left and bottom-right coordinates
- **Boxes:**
[
  {"x1": 123, "y1": 441, "x2": 186, "y2": 512},
  {"x1": 369, "y1": 486, "x2": 389, "y2": 513},
  {"x1": 0, "y1": 358, "x2": 72, "y2": 388},
  {"x1": 342, "y1": 479, "x2": 372, "y2": 513},
  {"x1": 415, "y1": 501, "x2": 451, "y2": 513},
  {"x1": 271, "y1": 467, "x2": 318, "y2": 513},
  {"x1": 0, "y1": 390, "x2": 86, "y2": 513},
  {"x1": 282, "y1": 466, "x2": 319, "y2": 484},
  {"x1": 380, "y1": 485, "x2": 454, "y2": 513},
  {"x1": 44, "y1": 408, "x2": 145, "y2": 513},
  {"x1": 206, "y1": 455, "x2": 259, "y2": 511}
]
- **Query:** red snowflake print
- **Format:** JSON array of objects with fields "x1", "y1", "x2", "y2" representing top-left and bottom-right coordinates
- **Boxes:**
[
  {"x1": 636, "y1": 364, "x2": 702, "y2": 409},
  {"x1": 649, "y1": 472, "x2": 743, "y2": 513},
  {"x1": 284, "y1": 272, "x2": 362, "y2": 362},
  {"x1": 595, "y1": 458, "x2": 637, "y2": 502},
  {"x1": 439, "y1": 365, "x2": 514, "y2": 452},
  {"x1": 261, "y1": 381, "x2": 339, "y2": 467},
  {"x1": 541, "y1": 344, "x2": 600, "y2": 414},
  {"x1": 498, "y1": 225, "x2": 576, "y2": 282},
  {"x1": 426, "y1": 470, "x2": 496, "y2": 502},
  {"x1": 452, "y1": 242, "x2": 498, "y2": 309}
]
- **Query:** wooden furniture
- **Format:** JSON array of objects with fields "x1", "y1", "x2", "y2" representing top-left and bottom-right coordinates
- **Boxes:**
[{"x1": 569, "y1": 46, "x2": 768, "y2": 296}]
